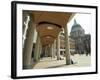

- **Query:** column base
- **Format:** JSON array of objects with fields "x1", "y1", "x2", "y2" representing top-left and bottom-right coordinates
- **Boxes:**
[
  {"x1": 57, "y1": 56, "x2": 62, "y2": 60},
  {"x1": 23, "y1": 64, "x2": 33, "y2": 69},
  {"x1": 34, "y1": 59, "x2": 39, "y2": 62},
  {"x1": 66, "y1": 60, "x2": 71, "y2": 65}
]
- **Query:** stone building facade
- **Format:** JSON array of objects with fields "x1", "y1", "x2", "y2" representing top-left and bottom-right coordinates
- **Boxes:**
[{"x1": 70, "y1": 19, "x2": 91, "y2": 55}]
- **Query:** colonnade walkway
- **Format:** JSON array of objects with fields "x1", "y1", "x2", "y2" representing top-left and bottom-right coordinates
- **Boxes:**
[{"x1": 33, "y1": 54, "x2": 91, "y2": 69}]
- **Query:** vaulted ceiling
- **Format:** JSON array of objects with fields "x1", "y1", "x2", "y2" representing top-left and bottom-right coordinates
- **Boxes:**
[{"x1": 32, "y1": 11, "x2": 73, "y2": 47}]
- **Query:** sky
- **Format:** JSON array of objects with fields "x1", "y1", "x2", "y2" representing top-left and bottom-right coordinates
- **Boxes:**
[{"x1": 67, "y1": 13, "x2": 92, "y2": 36}]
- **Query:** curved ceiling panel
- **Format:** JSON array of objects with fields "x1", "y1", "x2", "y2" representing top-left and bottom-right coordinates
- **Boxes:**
[
  {"x1": 37, "y1": 23, "x2": 62, "y2": 46},
  {"x1": 37, "y1": 24, "x2": 62, "y2": 38},
  {"x1": 32, "y1": 11, "x2": 72, "y2": 47},
  {"x1": 33, "y1": 11, "x2": 72, "y2": 28},
  {"x1": 41, "y1": 36, "x2": 54, "y2": 46}
]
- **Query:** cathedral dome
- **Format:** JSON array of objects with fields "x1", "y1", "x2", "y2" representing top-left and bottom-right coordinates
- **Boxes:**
[
  {"x1": 71, "y1": 19, "x2": 83, "y2": 32},
  {"x1": 70, "y1": 19, "x2": 85, "y2": 38}
]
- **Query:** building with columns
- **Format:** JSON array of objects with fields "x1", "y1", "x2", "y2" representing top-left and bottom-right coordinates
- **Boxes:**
[{"x1": 22, "y1": 11, "x2": 75, "y2": 69}]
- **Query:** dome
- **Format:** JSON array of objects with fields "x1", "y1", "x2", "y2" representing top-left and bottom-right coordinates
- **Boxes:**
[
  {"x1": 71, "y1": 19, "x2": 84, "y2": 32},
  {"x1": 70, "y1": 19, "x2": 85, "y2": 38}
]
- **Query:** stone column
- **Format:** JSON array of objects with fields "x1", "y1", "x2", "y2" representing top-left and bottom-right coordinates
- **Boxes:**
[
  {"x1": 45, "y1": 46, "x2": 48, "y2": 57},
  {"x1": 64, "y1": 25, "x2": 71, "y2": 65},
  {"x1": 38, "y1": 41, "x2": 42, "y2": 59},
  {"x1": 52, "y1": 45, "x2": 54, "y2": 58},
  {"x1": 47, "y1": 45, "x2": 51, "y2": 57},
  {"x1": 56, "y1": 34, "x2": 60, "y2": 60},
  {"x1": 23, "y1": 13, "x2": 35, "y2": 69},
  {"x1": 23, "y1": 12, "x2": 28, "y2": 34},
  {"x1": 34, "y1": 35, "x2": 40, "y2": 62},
  {"x1": 22, "y1": 12, "x2": 30, "y2": 47},
  {"x1": 52, "y1": 42, "x2": 56, "y2": 58},
  {"x1": 44, "y1": 47, "x2": 46, "y2": 57},
  {"x1": 53, "y1": 40, "x2": 56, "y2": 58},
  {"x1": 54, "y1": 40, "x2": 57, "y2": 57},
  {"x1": 50, "y1": 44, "x2": 53, "y2": 58}
]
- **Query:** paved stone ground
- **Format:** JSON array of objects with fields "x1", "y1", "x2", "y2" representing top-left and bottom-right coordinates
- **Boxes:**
[{"x1": 33, "y1": 54, "x2": 91, "y2": 69}]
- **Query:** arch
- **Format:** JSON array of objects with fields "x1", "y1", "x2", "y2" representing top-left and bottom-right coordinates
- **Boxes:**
[{"x1": 38, "y1": 21, "x2": 62, "y2": 28}]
